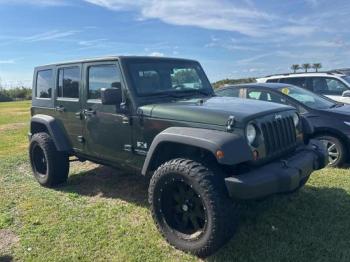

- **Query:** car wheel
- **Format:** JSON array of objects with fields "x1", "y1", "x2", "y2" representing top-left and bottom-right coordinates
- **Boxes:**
[
  {"x1": 316, "y1": 135, "x2": 345, "y2": 167},
  {"x1": 148, "y1": 158, "x2": 238, "y2": 257},
  {"x1": 29, "y1": 132, "x2": 69, "y2": 187}
]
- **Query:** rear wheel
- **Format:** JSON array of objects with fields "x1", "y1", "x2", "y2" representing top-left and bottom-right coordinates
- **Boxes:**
[
  {"x1": 148, "y1": 158, "x2": 238, "y2": 257},
  {"x1": 29, "y1": 132, "x2": 69, "y2": 187},
  {"x1": 316, "y1": 135, "x2": 345, "y2": 167}
]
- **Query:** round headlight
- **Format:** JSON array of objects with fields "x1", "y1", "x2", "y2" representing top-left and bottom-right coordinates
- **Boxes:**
[
  {"x1": 293, "y1": 113, "x2": 300, "y2": 127},
  {"x1": 246, "y1": 124, "x2": 257, "y2": 145}
]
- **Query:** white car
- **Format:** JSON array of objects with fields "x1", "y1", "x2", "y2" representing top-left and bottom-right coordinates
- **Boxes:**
[{"x1": 257, "y1": 72, "x2": 350, "y2": 104}]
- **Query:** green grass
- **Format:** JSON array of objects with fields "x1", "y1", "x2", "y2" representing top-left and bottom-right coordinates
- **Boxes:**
[{"x1": 0, "y1": 101, "x2": 350, "y2": 261}]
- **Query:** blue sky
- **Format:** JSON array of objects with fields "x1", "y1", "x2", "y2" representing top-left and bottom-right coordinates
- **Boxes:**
[{"x1": 0, "y1": 0, "x2": 350, "y2": 87}]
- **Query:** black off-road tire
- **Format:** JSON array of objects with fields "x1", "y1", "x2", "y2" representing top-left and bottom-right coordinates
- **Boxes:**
[
  {"x1": 29, "y1": 132, "x2": 69, "y2": 187},
  {"x1": 148, "y1": 158, "x2": 238, "y2": 257},
  {"x1": 316, "y1": 135, "x2": 346, "y2": 168}
]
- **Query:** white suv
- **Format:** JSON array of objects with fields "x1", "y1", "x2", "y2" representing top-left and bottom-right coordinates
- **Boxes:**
[{"x1": 257, "y1": 72, "x2": 350, "y2": 104}]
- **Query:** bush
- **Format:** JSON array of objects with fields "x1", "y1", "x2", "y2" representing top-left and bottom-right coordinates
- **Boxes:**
[{"x1": 212, "y1": 78, "x2": 256, "y2": 89}]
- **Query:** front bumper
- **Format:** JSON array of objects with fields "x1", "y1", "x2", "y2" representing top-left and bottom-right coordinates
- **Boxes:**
[{"x1": 225, "y1": 139, "x2": 327, "y2": 200}]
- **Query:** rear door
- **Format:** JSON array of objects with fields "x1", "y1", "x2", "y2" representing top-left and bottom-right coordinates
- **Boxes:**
[
  {"x1": 81, "y1": 61, "x2": 132, "y2": 164},
  {"x1": 54, "y1": 64, "x2": 84, "y2": 152}
]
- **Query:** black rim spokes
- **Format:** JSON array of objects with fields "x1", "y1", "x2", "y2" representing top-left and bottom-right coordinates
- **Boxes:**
[
  {"x1": 33, "y1": 145, "x2": 47, "y2": 175},
  {"x1": 162, "y1": 180, "x2": 206, "y2": 236}
]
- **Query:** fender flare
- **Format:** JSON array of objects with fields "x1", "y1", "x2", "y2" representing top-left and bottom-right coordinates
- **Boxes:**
[
  {"x1": 30, "y1": 114, "x2": 71, "y2": 152},
  {"x1": 141, "y1": 127, "x2": 253, "y2": 175}
]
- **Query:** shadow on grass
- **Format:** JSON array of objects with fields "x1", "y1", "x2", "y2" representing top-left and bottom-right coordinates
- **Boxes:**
[
  {"x1": 208, "y1": 186, "x2": 350, "y2": 262},
  {"x1": 57, "y1": 166, "x2": 350, "y2": 261},
  {"x1": 57, "y1": 165, "x2": 149, "y2": 207}
]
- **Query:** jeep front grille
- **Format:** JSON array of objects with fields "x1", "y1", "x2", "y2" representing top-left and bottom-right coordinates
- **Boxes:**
[{"x1": 261, "y1": 116, "x2": 297, "y2": 157}]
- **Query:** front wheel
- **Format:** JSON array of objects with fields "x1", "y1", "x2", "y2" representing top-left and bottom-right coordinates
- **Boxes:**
[
  {"x1": 316, "y1": 135, "x2": 346, "y2": 167},
  {"x1": 148, "y1": 158, "x2": 238, "y2": 257}
]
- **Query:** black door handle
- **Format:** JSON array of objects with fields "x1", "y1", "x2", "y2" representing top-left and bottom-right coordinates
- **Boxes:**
[
  {"x1": 83, "y1": 109, "x2": 96, "y2": 116},
  {"x1": 55, "y1": 106, "x2": 65, "y2": 112}
]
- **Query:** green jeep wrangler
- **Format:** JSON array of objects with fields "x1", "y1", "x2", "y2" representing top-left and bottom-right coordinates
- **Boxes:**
[{"x1": 29, "y1": 56, "x2": 327, "y2": 257}]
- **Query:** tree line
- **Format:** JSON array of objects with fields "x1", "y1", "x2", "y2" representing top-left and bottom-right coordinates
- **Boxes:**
[{"x1": 0, "y1": 86, "x2": 32, "y2": 102}]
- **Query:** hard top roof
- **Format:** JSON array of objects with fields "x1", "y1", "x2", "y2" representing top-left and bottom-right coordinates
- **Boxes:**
[{"x1": 36, "y1": 55, "x2": 198, "y2": 68}]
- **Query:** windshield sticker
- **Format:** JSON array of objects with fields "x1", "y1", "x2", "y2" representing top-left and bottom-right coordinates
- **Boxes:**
[{"x1": 281, "y1": 87, "x2": 290, "y2": 95}]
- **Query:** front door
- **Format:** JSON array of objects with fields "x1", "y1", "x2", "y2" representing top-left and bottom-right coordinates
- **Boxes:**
[
  {"x1": 81, "y1": 61, "x2": 132, "y2": 164},
  {"x1": 54, "y1": 64, "x2": 84, "y2": 152}
]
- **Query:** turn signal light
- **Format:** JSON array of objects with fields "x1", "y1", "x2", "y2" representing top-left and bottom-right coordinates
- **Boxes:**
[{"x1": 216, "y1": 150, "x2": 225, "y2": 159}]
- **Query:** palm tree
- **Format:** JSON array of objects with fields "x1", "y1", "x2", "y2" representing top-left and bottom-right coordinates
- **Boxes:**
[
  {"x1": 312, "y1": 63, "x2": 322, "y2": 72},
  {"x1": 302, "y1": 63, "x2": 311, "y2": 73},
  {"x1": 291, "y1": 64, "x2": 301, "y2": 73}
]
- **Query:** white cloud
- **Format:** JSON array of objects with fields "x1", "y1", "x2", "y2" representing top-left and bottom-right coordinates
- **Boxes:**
[
  {"x1": 148, "y1": 52, "x2": 164, "y2": 57},
  {"x1": 0, "y1": 59, "x2": 15, "y2": 64},
  {"x1": 22, "y1": 30, "x2": 80, "y2": 42},
  {"x1": 83, "y1": 0, "x2": 285, "y2": 37},
  {"x1": 0, "y1": 0, "x2": 68, "y2": 6}
]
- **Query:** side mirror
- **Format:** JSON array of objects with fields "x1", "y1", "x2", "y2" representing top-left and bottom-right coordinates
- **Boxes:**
[
  {"x1": 101, "y1": 87, "x2": 122, "y2": 106},
  {"x1": 342, "y1": 90, "x2": 350, "y2": 97}
]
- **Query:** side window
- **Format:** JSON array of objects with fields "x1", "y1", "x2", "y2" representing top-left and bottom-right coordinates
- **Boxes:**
[
  {"x1": 216, "y1": 88, "x2": 240, "y2": 97},
  {"x1": 36, "y1": 69, "x2": 53, "y2": 98},
  {"x1": 279, "y1": 77, "x2": 306, "y2": 89},
  {"x1": 247, "y1": 89, "x2": 286, "y2": 104},
  {"x1": 88, "y1": 64, "x2": 120, "y2": 100},
  {"x1": 311, "y1": 77, "x2": 347, "y2": 95},
  {"x1": 247, "y1": 90, "x2": 262, "y2": 100},
  {"x1": 57, "y1": 67, "x2": 80, "y2": 99},
  {"x1": 266, "y1": 79, "x2": 279, "y2": 83}
]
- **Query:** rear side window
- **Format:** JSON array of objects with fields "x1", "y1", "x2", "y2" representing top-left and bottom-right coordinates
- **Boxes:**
[
  {"x1": 266, "y1": 79, "x2": 279, "y2": 83},
  {"x1": 57, "y1": 67, "x2": 80, "y2": 99},
  {"x1": 36, "y1": 69, "x2": 53, "y2": 98},
  {"x1": 88, "y1": 64, "x2": 120, "y2": 100},
  {"x1": 279, "y1": 77, "x2": 306, "y2": 88}
]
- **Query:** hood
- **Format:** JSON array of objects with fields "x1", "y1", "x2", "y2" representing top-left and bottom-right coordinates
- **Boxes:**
[
  {"x1": 140, "y1": 96, "x2": 294, "y2": 126},
  {"x1": 320, "y1": 104, "x2": 350, "y2": 119}
]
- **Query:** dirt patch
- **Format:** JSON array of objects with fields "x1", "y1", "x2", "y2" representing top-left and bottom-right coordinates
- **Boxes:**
[
  {"x1": 0, "y1": 229, "x2": 19, "y2": 253},
  {"x1": 0, "y1": 123, "x2": 26, "y2": 132}
]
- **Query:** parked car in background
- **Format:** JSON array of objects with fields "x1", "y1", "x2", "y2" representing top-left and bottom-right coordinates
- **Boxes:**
[
  {"x1": 216, "y1": 83, "x2": 350, "y2": 167},
  {"x1": 257, "y1": 72, "x2": 350, "y2": 104},
  {"x1": 329, "y1": 68, "x2": 350, "y2": 76}
]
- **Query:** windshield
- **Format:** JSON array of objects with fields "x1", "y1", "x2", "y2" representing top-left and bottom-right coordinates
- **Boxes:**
[
  {"x1": 278, "y1": 85, "x2": 336, "y2": 109},
  {"x1": 126, "y1": 60, "x2": 213, "y2": 97},
  {"x1": 342, "y1": 76, "x2": 350, "y2": 85}
]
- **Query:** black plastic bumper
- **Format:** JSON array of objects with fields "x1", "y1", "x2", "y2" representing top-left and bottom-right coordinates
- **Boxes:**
[{"x1": 225, "y1": 140, "x2": 328, "y2": 200}]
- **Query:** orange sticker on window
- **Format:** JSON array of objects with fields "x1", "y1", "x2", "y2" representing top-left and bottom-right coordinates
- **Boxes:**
[{"x1": 281, "y1": 87, "x2": 290, "y2": 95}]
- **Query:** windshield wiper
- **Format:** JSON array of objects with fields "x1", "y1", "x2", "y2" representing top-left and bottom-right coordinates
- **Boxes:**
[
  {"x1": 330, "y1": 103, "x2": 344, "y2": 108},
  {"x1": 179, "y1": 89, "x2": 212, "y2": 96}
]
